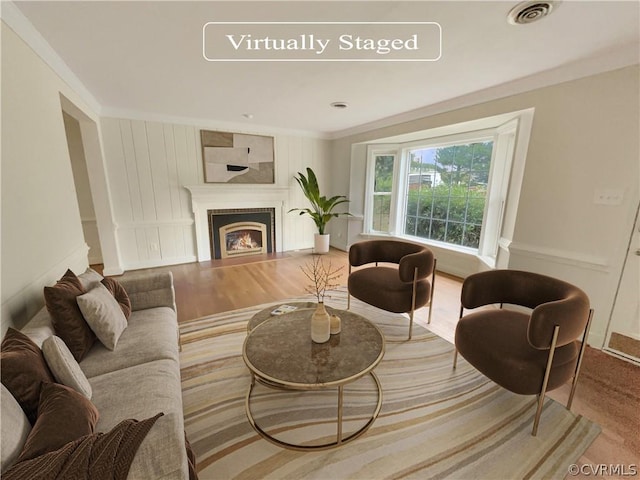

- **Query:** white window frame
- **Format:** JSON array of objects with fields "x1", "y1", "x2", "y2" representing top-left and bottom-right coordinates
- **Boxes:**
[
  {"x1": 398, "y1": 129, "x2": 496, "y2": 249},
  {"x1": 365, "y1": 145, "x2": 399, "y2": 234},
  {"x1": 364, "y1": 120, "x2": 520, "y2": 265}
]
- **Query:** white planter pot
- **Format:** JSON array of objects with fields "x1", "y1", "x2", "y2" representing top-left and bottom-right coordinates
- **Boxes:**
[{"x1": 314, "y1": 233, "x2": 330, "y2": 254}]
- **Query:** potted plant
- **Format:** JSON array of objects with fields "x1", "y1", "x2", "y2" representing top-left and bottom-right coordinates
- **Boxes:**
[{"x1": 289, "y1": 167, "x2": 351, "y2": 254}]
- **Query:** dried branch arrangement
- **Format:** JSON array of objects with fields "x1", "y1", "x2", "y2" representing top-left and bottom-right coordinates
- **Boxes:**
[{"x1": 301, "y1": 256, "x2": 344, "y2": 303}]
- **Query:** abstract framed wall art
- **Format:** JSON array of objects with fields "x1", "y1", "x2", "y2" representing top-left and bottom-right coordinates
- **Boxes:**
[{"x1": 201, "y1": 130, "x2": 275, "y2": 184}]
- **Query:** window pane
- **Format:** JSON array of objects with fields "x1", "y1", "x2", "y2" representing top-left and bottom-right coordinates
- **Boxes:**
[
  {"x1": 405, "y1": 216, "x2": 417, "y2": 236},
  {"x1": 374, "y1": 155, "x2": 394, "y2": 193},
  {"x1": 447, "y1": 196, "x2": 467, "y2": 222},
  {"x1": 463, "y1": 224, "x2": 482, "y2": 248},
  {"x1": 372, "y1": 194, "x2": 391, "y2": 231},
  {"x1": 406, "y1": 190, "x2": 419, "y2": 216},
  {"x1": 431, "y1": 197, "x2": 449, "y2": 220},
  {"x1": 416, "y1": 217, "x2": 431, "y2": 238},
  {"x1": 403, "y1": 141, "x2": 493, "y2": 249},
  {"x1": 430, "y1": 220, "x2": 446, "y2": 241},
  {"x1": 466, "y1": 198, "x2": 486, "y2": 224},
  {"x1": 446, "y1": 222, "x2": 464, "y2": 243}
]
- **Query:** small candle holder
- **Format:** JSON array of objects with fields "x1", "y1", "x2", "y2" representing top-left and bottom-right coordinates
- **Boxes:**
[{"x1": 330, "y1": 314, "x2": 341, "y2": 335}]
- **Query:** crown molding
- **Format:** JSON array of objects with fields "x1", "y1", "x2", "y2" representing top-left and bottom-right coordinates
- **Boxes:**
[
  {"x1": 329, "y1": 44, "x2": 640, "y2": 140},
  {"x1": 1, "y1": 1, "x2": 102, "y2": 115},
  {"x1": 100, "y1": 107, "x2": 331, "y2": 140}
]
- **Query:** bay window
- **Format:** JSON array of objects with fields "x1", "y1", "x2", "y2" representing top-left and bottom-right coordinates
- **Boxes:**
[{"x1": 365, "y1": 121, "x2": 518, "y2": 264}]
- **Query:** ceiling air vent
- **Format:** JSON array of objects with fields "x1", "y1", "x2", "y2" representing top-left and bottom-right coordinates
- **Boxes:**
[{"x1": 507, "y1": 1, "x2": 558, "y2": 25}]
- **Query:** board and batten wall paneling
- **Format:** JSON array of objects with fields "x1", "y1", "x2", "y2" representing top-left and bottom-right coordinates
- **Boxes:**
[
  {"x1": 281, "y1": 134, "x2": 331, "y2": 251},
  {"x1": 101, "y1": 118, "x2": 200, "y2": 269},
  {"x1": 101, "y1": 118, "x2": 332, "y2": 269}
]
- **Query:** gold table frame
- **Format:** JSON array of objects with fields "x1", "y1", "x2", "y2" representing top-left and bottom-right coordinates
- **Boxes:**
[{"x1": 242, "y1": 307, "x2": 385, "y2": 451}]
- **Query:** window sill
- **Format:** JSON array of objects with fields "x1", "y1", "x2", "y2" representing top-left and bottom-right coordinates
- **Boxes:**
[
  {"x1": 360, "y1": 232, "x2": 497, "y2": 273},
  {"x1": 361, "y1": 231, "x2": 478, "y2": 255},
  {"x1": 477, "y1": 254, "x2": 497, "y2": 270}
]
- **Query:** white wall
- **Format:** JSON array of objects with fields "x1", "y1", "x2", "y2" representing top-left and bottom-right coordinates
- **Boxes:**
[
  {"x1": 1, "y1": 22, "x2": 99, "y2": 333},
  {"x1": 100, "y1": 118, "x2": 332, "y2": 270},
  {"x1": 330, "y1": 66, "x2": 640, "y2": 348}
]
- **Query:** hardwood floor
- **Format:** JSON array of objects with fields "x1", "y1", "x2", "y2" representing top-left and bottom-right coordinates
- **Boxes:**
[{"x1": 104, "y1": 249, "x2": 639, "y2": 476}]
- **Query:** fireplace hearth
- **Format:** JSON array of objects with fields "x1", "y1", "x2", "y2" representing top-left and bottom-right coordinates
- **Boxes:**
[{"x1": 208, "y1": 208, "x2": 275, "y2": 260}]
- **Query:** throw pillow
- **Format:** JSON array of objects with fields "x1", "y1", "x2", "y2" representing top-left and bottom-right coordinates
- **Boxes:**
[
  {"x1": 76, "y1": 283, "x2": 128, "y2": 350},
  {"x1": 0, "y1": 328, "x2": 55, "y2": 425},
  {"x1": 101, "y1": 277, "x2": 132, "y2": 319},
  {"x1": 16, "y1": 382, "x2": 99, "y2": 463},
  {"x1": 77, "y1": 267, "x2": 104, "y2": 291},
  {"x1": 44, "y1": 269, "x2": 95, "y2": 362},
  {"x1": 41, "y1": 336, "x2": 92, "y2": 399},
  {"x1": 1, "y1": 384, "x2": 32, "y2": 473}
]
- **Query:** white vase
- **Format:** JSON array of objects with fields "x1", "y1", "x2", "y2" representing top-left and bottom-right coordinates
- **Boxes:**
[
  {"x1": 330, "y1": 314, "x2": 341, "y2": 335},
  {"x1": 311, "y1": 302, "x2": 331, "y2": 343},
  {"x1": 314, "y1": 233, "x2": 330, "y2": 254}
]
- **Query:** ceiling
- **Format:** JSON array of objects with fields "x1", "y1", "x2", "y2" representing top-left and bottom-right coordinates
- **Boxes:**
[{"x1": 11, "y1": 1, "x2": 640, "y2": 136}]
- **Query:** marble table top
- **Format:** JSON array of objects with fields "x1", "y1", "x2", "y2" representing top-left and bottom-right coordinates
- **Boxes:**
[{"x1": 243, "y1": 306, "x2": 385, "y2": 389}]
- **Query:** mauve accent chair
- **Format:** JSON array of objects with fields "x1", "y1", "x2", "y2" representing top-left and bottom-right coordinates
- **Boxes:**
[
  {"x1": 347, "y1": 240, "x2": 436, "y2": 340},
  {"x1": 453, "y1": 269, "x2": 593, "y2": 436}
]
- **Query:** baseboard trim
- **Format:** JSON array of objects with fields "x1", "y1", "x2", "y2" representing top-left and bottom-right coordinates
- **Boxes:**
[
  {"x1": 606, "y1": 332, "x2": 640, "y2": 361},
  {"x1": 120, "y1": 256, "x2": 198, "y2": 272}
]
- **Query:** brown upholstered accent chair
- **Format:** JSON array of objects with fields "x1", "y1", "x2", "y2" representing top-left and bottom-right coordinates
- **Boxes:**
[
  {"x1": 347, "y1": 240, "x2": 436, "y2": 340},
  {"x1": 453, "y1": 269, "x2": 593, "y2": 436}
]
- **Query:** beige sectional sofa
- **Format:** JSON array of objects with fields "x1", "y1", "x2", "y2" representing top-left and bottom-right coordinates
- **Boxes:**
[{"x1": 1, "y1": 270, "x2": 189, "y2": 479}]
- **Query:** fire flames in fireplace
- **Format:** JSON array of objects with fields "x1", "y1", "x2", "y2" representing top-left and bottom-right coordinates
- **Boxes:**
[
  {"x1": 227, "y1": 231, "x2": 261, "y2": 252},
  {"x1": 219, "y1": 221, "x2": 267, "y2": 258}
]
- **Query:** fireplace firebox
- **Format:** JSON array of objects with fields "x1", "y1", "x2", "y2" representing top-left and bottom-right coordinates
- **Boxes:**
[{"x1": 208, "y1": 208, "x2": 275, "y2": 260}]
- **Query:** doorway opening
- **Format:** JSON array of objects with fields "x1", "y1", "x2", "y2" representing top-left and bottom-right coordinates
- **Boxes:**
[
  {"x1": 62, "y1": 111, "x2": 103, "y2": 265},
  {"x1": 59, "y1": 94, "x2": 121, "y2": 275}
]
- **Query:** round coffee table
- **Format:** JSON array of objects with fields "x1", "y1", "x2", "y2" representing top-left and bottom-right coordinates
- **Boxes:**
[{"x1": 242, "y1": 306, "x2": 385, "y2": 450}]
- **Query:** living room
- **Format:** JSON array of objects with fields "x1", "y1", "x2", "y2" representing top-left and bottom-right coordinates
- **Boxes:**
[{"x1": 1, "y1": 1, "x2": 639, "y2": 478}]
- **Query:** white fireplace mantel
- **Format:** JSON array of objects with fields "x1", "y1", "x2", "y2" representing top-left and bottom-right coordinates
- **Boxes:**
[{"x1": 185, "y1": 185, "x2": 290, "y2": 261}]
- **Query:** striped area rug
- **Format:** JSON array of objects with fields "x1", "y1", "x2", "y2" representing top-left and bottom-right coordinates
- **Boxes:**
[{"x1": 180, "y1": 290, "x2": 600, "y2": 480}]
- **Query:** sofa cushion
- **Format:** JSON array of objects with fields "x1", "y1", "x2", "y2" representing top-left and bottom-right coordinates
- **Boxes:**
[
  {"x1": 0, "y1": 384, "x2": 31, "y2": 473},
  {"x1": 102, "y1": 277, "x2": 132, "y2": 319},
  {"x1": 77, "y1": 283, "x2": 128, "y2": 350},
  {"x1": 117, "y1": 271, "x2": 176, "y2": 312},
  {"x1": 44, "y1": 269, "x2": 95, "y2": 361},
  {"x1": 16, "y1": 382, "x2": 99, "y2": 463},
  {"x1": 80, "y1": 307, "x2": 179, "y2": 378},
  {"x1": 42, "y1": 336, "x2": 92, "y2": 399},
  {"x1": 0, "y1": 328, "x2": 55, "y2": 424},
  {"x1": 89, "y1": 359, "x2": 188, "y2": 480}
]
